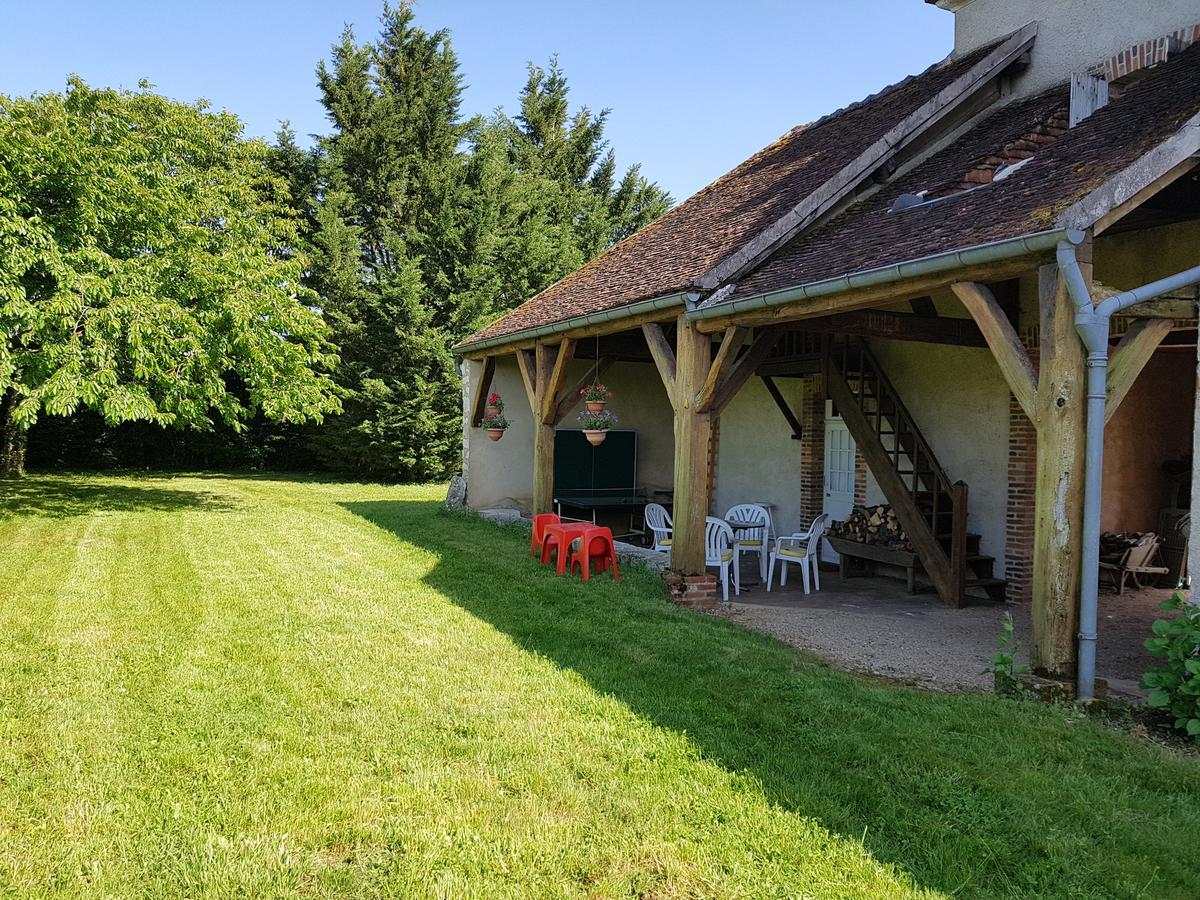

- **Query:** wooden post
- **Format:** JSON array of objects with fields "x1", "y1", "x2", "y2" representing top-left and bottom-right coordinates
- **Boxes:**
[
  {"x1": 1190, "y1": 313, "x2": 1200, "y2": 604},
  {"x1": 529, "y1": 339, "x2": 576, "y2": 515},
  {"x1": 1031, "y1": 262, "x2": 1087, "y2": 676},
  {"x1": 670, "y1": 317, "x2": 713, "y2": 575}
]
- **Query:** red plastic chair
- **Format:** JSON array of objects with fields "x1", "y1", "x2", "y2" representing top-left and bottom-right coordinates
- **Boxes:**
[
  {"x1": 570, "y1": 526, "x2": 620, "y2": 582},
  {"x1": 531, "y1": 513, "x2": 560, "y2": 559}
]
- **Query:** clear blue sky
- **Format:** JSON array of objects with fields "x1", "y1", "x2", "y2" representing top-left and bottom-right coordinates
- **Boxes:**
[{"x1": 1, "y1": 1, "x2": 954, "y2": 201}]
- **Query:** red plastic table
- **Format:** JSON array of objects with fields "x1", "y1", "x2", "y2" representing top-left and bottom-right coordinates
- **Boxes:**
[{"x1": 539, "y1": 522, "x2": 592, "y2": 574}]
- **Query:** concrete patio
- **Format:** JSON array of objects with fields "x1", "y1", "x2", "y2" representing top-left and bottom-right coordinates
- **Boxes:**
[{"x1": 711, "y1": 561, "x2": 1181, "y2": 699}]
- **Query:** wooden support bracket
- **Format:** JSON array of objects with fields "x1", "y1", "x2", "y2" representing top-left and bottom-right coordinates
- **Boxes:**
[
  {"x1": 539, "y1": 339, "x2": 577, "y2": 424},
  {"x1": 469, "y1": 356, "x2": 497, "y2": 427},
  {"x1": 952, "y1": 281, "x2": 1039, "y2": 421},
  {"x1": 553, "y1": 357, "x2": 613, "y2": 425},
  {"x1": 761, "y1": 375, "x2": 803, "y2": 439},
  {"x1": 703, "y1": 328, "x2": 782, "y2": 416},
  {"x1": 642, "y1": 323, "x2": 677, "y2": 407},
  {"x1": 1105, "y1": 318, "x2": 1173, "y2": 423},
  {"x1": 695, "y1": 327, "x2": 748, "y2": 413},
  {"x1": 515, "y1": 349, "x2": 537, "y2": 411}
]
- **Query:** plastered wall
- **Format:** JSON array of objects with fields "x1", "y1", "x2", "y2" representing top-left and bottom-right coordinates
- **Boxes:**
[
  {"x1": 945, "y1": 0, "x2": 1199, "y2": 96},
  {"x1": 713, "y1": 376, "x2": 808, "y2": 537},
  {"x1": 462, "y1": 356, "x2": 674, "y2": 512}
]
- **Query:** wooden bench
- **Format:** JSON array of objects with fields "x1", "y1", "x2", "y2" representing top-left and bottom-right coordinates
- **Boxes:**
[{"x1": 827, "y1": 536, "x2": 921, "y2": 594}]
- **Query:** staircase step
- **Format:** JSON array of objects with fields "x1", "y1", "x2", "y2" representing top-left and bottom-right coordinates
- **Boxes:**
[{"x1": 966, "y1": 577, "x2": 1005, "y2": 588}]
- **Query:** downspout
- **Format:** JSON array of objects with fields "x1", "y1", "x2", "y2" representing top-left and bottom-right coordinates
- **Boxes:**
[{"x1": 1056, "y1": 232, "x2": 1200, "y2": 699}]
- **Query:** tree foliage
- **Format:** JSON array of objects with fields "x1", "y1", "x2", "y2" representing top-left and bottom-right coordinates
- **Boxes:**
[
  {"x1": 0, "y1": 78, "x2": 339, "y2": 476},
  {"x1": 289, "y1": 3, "x2": 671, "y2": 482},
  {"x1": 17, "y1": 2, "x2": 671, "y2": 482}
]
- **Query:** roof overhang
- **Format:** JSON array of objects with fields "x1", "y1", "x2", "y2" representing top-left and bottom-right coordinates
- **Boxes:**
[
  {"x1": 453, "y1": 292, "x2": 689, "y2": 357},
  {"x1": 1055, "y1": 112, "x2": 1200, "y2": 234},
  {"x1": 693, "y1": 21, "x2": 1038, "y2": 293},
  {"x1": 687, "y1": 229, "x2": 1067, "y2": 333}
]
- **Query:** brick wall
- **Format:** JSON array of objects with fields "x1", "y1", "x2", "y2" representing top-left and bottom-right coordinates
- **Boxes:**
[
  {"x1": 799, "y1": 375, "x2": 826, "y2": 527},
  {"x1": 1004, "y1": 329, "x2": 1040, "y2": 603},
  {"x1": 854, "y1": 449, "x2": 869, "y2": 507}
]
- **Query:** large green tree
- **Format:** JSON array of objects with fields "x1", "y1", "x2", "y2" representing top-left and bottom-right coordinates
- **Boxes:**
[
  {"x1": 301, "y1": 3, "x2": 466, "y2": 480},
  {"x1": 294, "y1": 7, "x2": 672, "y2": 481},
  {"x1": 0, "y1": 78, "x2": 339, "y2": 477}
]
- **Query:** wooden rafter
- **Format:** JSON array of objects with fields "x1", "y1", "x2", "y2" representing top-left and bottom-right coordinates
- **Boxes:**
[
  {"x1": 909, "y1": 296, "x2": 937, "y2": 317},
  {"x1": 785, "y1": 308, "x2": 987, "y2": 347},
  {"x1": 952, "y1": 281, "x2": 1039, "y2": 420},
  {"x1": 469, "y1": 356, "x2": 497, "y2": 427}
]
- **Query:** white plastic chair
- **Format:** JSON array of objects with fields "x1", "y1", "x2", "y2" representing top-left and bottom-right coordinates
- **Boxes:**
[
  {"x1": 644, "y1": 503, "x2": 673, "y2": 553},
  {"x1": 724, "y1": 503, "x2": 772, "y2": 582},
  {"x1": 767, "y1": 513, "x2": 831, "y2": 594},
  {"x1": 705, "y1": 516, "x2": 739, "y2": 603}
]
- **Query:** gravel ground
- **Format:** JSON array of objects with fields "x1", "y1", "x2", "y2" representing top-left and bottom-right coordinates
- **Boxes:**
[{"x1": 711, "y1": 564, "x2": 1181, "y2": 697}]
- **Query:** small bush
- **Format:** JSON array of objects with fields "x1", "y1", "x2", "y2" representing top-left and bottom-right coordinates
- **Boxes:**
[{"x1": 1141, "y1": 593, "x2": 1200, "y2": 744}]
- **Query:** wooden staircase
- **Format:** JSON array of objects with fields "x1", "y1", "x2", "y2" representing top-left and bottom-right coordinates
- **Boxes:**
[{"x1": 825, "y1": 337, "x2": 1005, "y2": 607}]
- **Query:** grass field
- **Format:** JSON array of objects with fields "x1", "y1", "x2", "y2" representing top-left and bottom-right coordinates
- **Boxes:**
[{"x1": 0, "y1": 473, "x2": 1197, "y2": 898}]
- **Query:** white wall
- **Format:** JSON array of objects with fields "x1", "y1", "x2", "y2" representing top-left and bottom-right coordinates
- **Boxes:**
[
  {"x1": 463, "y1": 357, "x2": 675, "y2": 513},
  {"x1": 463, "y1": 330, "x2": 1013, "y2": 564},
  {"x1": 714, "y1": 377, "x2": 808, "y2": 537},
  {"x1": 941, "y1": 0, "x2": 1199, "y2": 96},
  {"x1": 865, "y1": 336, "x2": 1011, "y2": 562}
]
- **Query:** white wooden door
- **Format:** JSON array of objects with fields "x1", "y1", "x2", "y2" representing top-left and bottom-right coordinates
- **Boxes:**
[{"x1": 822, "y1": 400, "x2": 857, "y2": 563}]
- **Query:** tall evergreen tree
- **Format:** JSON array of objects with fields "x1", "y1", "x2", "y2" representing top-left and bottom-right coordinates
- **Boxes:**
[
  {"x1": 274, "y1": 4, "x2": 673, "y2": 481},
  {"x1": 302, "y1": 3, "x2": 465, "y2": 480}
]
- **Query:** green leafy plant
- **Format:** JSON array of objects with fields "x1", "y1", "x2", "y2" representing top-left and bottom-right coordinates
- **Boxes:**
[
  {"x1": 481, "y1": 413, "x2": 509, "y2": 431},
  {"x1": 486, "y1": 392, "x2": 505, "y2": 412},
  {"x1": 1141, "y1": 592, "x2": 1200, "y2": 743},
  {"x1": 580, "y1": 383, "x2": 612, "y2": 402},
  {"x1": 982, "y1": 612, "x2": 1029, "y2": 698},
  {"x1": 577, "y1": 409, "x2": 618, "y2": 430}
]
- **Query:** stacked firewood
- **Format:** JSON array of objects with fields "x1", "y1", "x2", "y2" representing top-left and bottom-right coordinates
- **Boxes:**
[{"x1": 830, "y1": 505, "x2": 914, "y2": 552}]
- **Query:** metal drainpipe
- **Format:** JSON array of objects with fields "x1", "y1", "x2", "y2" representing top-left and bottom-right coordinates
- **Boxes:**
[{"x1": 1056, "y1": 232, "x2": 1200, "y2": 699}]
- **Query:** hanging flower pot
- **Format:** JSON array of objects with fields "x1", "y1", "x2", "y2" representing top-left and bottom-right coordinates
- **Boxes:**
[
  {"x1": 481, "y1": 412, "x2": 509, "y2": 442},
  {"x1": 484, "y1": 391, "x2": 504, "y2": 419},
  {"x1": 577, "y1": 408, "x2": 617, "y2": 446},
  {"x1": 580, "y1": 382, "x2": 613, "y2": 415}
]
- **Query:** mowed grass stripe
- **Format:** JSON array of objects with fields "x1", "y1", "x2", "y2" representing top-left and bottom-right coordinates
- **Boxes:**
[
  {"x1": 187, "y1": 478, "x2": 920, "y2": 896},
  {"x1": 1, "y1": 474, "x2": 1197, "y2": 898}
]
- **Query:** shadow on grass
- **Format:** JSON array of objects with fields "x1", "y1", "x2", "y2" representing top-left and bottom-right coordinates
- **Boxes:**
[
  {"x1": 344, "y1": 499, "x2": 1198, "y2": 899},
  {"x1": 0, "y1": 476, "x2": 238, "y2": 520}
]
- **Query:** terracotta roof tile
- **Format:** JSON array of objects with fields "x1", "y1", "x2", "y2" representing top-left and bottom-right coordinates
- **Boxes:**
[
  {"x1": 731, "y1": 44, "x2": 1200, "y2": 301},
  {"x1": 461, "y1": 37, "x2": 1009, "y2": 347}
]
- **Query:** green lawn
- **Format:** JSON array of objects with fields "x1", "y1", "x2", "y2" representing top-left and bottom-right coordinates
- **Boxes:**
[{"x1": 0, "y1": 474, "x2": 1197, "y2": 898}]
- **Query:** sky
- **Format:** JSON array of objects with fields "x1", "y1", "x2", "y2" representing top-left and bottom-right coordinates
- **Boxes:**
[{"x1": 0, "y1": 1, "x2": 954, "y2": 201}]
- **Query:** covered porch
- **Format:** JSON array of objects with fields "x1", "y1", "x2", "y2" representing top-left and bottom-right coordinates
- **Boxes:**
[{"x1": 462, "y1": 219, "x2": 1199, "y2": 691}]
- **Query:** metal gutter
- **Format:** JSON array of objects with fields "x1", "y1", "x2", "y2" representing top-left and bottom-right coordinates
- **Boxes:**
[
  {"x1": 453, "y1": 292, "x2": 688, "y2": 355},
  {"x1": 1058, "y1": 234, "x2": 1200, "y2": 700},
  {"x1": 688, "y1": 229, "x2": 1067, "y2": 323}
]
